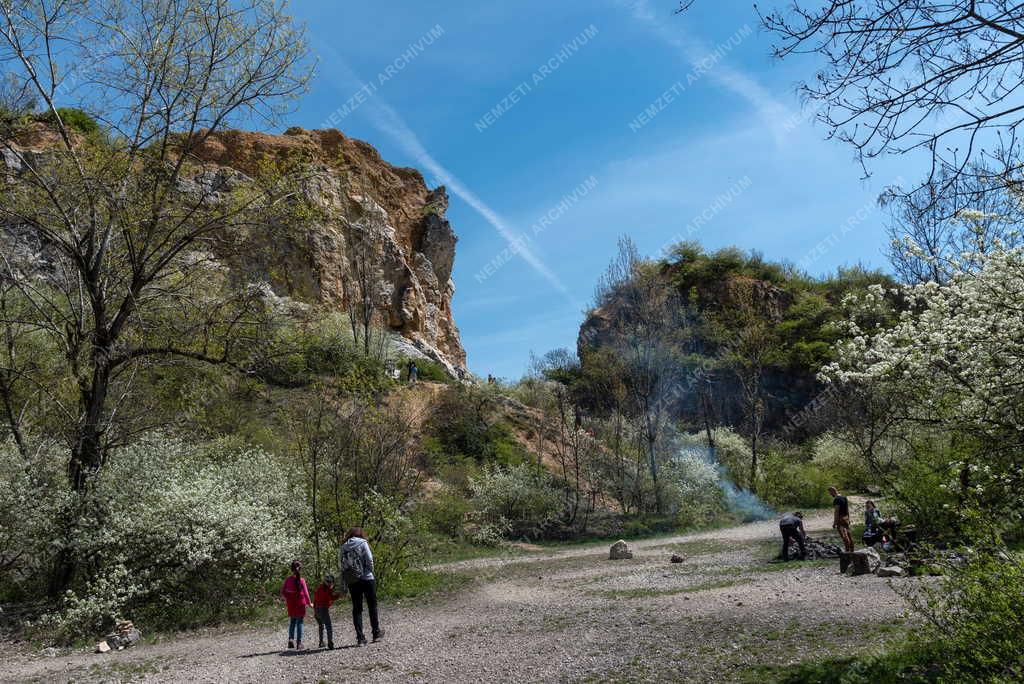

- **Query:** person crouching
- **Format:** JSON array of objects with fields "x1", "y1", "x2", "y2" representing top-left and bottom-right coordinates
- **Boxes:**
[{"x1": 779, "y1": 511, "x2": 806, "y2": 561}]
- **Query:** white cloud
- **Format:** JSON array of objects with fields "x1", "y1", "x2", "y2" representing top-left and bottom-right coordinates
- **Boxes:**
[{"x1": 619, "y1": 0, "x2": 792, "y2": 146}]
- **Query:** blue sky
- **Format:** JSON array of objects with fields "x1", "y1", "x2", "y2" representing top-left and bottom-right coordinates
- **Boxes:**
[{"x1": 284, "y1": 0, "x2": 921, "y2": 379}]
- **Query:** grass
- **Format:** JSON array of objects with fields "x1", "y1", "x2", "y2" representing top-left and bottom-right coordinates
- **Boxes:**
[
  {"x1": 381, "y1": 569, "x2": 469, "y2": 603},
  {"x1": 743, "y1": 643, "x2": 941, "y2": 683}
]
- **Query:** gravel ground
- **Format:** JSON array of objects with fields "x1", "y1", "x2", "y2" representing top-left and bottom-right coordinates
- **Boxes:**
[{"x1": 0, "y1": 511, "x2": 918, "y2": 683}]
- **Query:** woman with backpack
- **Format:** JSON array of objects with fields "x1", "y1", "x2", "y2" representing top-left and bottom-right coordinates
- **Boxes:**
[{"x1": 339, "y1": 527, "x2": 384, "y2": 646}]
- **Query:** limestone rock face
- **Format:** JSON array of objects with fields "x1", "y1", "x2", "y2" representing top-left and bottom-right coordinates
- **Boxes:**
[{"x1": 191, "y1": 127, "x2": 467, "y2": 376}]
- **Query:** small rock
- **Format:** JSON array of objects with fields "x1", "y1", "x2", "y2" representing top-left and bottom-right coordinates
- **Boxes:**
[
  {"x1": 670, "y1": 554, "x2": 684, "y2": 564},
  {"x1": 41, "y1": 647, "x2": 59, "y2": 658},
  {"x1": 96, "y1": 641, "x2": 111, "y2": 654},
  {"x1": 609, "y1": 540, "x2": 633, "y2": 560},
  {"x1": 876, "y1": 565, "x2": 904, "y2": 578},
  {"x1": 844, "y1": 547, "x2": 882, "y2": 576}
]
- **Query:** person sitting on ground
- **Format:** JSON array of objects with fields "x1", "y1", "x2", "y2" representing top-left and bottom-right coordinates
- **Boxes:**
[
  {"x1": 339, "y1": 527, "x2": 385, "y2": 646},
  {"x1": 862, "y1": 499, "x2": 885, "y2": 547},
  {"x1": 779, "y1": 511, "x2": 806, "y2": 561},
  {"x1": 829, "y1": 486, "x2": 855, "y2": 554},
  {"x1": 313, "y1": 574, "x2": 342, "y2": 650},
  {"x1": 280, "y1": 560, "x2": 312, "y2": 651}
]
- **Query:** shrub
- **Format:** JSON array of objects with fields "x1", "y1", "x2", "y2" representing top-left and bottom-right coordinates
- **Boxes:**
[
  {"x1": 0, "y1": 440, "x2": 71, "y2": 602},
  {"x1": 662, "y1": 441, "x2": 729, "y2": 529},
  {"x1": 758, "y1": 447, "x2": 834, "y2": 509},
  {"x1": 900, "y1": 553, "x2": 1024, "y2": 682},
  {"x1": 710, "y1": 426, "x2": 753, "y2": 489},
  {"x1": 37, "y1": 107, "x2": 101, "y2": 137},
  {"x1": 30, "y1": 438, "x2": 301, "y2": 639},
  {"x1": 469, "y1": 463, "x2": 561, "y2": 538},
  {"x1": 810, "y1": 433, "x2": 872, "y2": 492}
]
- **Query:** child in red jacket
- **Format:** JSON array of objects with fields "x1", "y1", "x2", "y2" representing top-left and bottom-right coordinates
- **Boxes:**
[
  {"x1": 313, "y1": 575, "x2": 343, "y2": 649},
  {"x1": 280, "y1": 560, "x2": 312, "y2": 650}
]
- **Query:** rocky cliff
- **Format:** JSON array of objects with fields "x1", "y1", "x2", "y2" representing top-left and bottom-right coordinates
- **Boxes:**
[{"x1": 191, "y1": 127, "x2": 466, "y2": 376}]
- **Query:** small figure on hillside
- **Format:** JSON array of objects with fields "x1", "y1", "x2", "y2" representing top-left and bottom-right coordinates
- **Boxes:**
[
  {"x1": 407, "y1": 360, "x2": 418, "y2": 383},
  {"x1": 339, "y1": 527, "x2": 384, "y2": 646},
  {"x1": 829, "y1": 486, "x2": 855, "y2": 553},
  {"x1": 314, "y1": 575, "x2": 343, "y2": 650},
  {"x1": 779, "y1": 511, "x2": 806, "y2": 561},
  {"x1": 487, "y1": 374, "x2": 495, "y2": 385},
  {"x1": 280, "y1": 560, "x2": 312, "y2": 651}
]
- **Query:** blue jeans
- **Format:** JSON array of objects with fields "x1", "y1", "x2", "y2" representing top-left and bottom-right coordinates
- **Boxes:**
[{"x1": 288, "y1": 616, "x2": 304, "y2": 643}]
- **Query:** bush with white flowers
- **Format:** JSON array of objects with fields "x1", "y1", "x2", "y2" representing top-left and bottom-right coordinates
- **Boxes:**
[
  {"x1": 822, "y1": 241, "x2": 1024, "y2": 533},
  {"x1": 3, "y1": 437, "x2": 303, "y2": 639}
]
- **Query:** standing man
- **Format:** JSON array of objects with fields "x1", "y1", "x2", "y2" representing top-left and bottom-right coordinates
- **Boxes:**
[
  {"x1": 779, "y1": 511, "x2": 806, "y2": 561},
  {"x1": 407, "y1": 360, "x2": 418, "y2": 384},
  {"x1": 829, "y1": 486, "x2": 855, "y2": 553}
]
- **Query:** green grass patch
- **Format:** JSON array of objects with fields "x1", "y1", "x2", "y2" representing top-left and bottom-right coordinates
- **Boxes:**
[
  {"x1": 380, "y1": 569, "x2": 469, "y2": 602},
  {"x1": 743, "y1": 643, "x2": 941, "y2": 683}
]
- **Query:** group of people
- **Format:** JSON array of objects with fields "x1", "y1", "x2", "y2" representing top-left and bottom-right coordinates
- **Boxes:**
[
  {"x1": 280, "y1": 527, "x2": 385, "y2": 651},
  {"x1": 778, "y1": 486, "x2": 897, "y2": 561}
]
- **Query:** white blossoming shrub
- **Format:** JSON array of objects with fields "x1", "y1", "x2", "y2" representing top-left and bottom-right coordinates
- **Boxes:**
[
  {"x1": 823, "y1": 242, "x2": 1024, "y2": 537},
  {"x1": 33, "y1": 437, "x2": 301, "y2": 638},
  {"x1": 663, "y1": 441, "x2": 728, "y2": 529},
  {"x1": 0, "y1": 440, "x2": 71, "y2": 600},
  {"x1": 469, "y1": 463, "x2": 562, "y2": 538}
]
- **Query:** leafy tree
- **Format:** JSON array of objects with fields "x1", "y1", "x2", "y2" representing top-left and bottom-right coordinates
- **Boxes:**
[{"x1": 0, "y1": 0, "x2": 311, "y2": 594}]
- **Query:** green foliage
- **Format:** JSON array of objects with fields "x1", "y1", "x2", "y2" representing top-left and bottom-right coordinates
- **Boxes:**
[
  {"x1": 469, "y1": 463, "x2": 562, "y2": 538},
  {"x1": 810, "y1": 433, "x2": 873, "y2": 492},
  {"x1": 757, "y1": 448, "x2": 834, "y2": 509},
  {"x1": 35, "y1": 107, "x2": 102, "y2": 138},
  {"x1": 402, "y1": 357, "x2": 449, "y2": 383},
  {"x1": 425, "y1": 385, "x2": 530, "y2": 469},
  {"x1": 915, "y1": 554, "x2": 1024, "y2": 681}
]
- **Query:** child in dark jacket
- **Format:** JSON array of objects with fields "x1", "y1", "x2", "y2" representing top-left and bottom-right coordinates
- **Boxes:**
[{"x1": 313, "y1": 575, "x2": 342, "y2": 649}]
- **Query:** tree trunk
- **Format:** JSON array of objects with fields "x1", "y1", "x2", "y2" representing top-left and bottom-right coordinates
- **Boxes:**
[{"x1": 748, "y1": 432, "x2": 758, "y2": 496}]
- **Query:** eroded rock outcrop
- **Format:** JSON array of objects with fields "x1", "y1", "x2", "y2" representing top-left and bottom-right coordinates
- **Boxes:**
[
  {"x1": 1, "y1": 125, "x2": 467, "y2": 375},
  {"x1": 191, "y1": 127, "x2": 466, "y2": 375}
]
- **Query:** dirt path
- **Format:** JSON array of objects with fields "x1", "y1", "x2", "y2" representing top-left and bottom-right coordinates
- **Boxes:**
[{"x1": 0, "y1": 513, "x2": 916, "y2": 683}]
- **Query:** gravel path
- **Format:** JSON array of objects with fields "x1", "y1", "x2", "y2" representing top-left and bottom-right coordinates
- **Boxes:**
[{"x1": 0, "y1": 512, "x2": 917, "y2": 683}]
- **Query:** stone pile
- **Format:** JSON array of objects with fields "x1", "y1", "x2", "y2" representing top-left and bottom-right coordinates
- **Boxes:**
[
  {"x1": 777, "y1": 536, "x2": 841, "y2": 561},
  {"x1": 96, "y1": 620, "x2": 141, "y2": 653}
]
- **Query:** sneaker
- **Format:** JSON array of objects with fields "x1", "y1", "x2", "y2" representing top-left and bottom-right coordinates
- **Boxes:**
[
  {"x1": 357, "y1": 637, "x2": 368, "y2": 646},
  {"x1": 318, "y1": 641, "x2": 325, "y2": 649},
  {"x1": 296, "y1": 641, "x2": 304, "y2": 651},
  {"x1": 372, "y1": 630, "x2": 385, "y2": 642},
  {"x1": 288, "y1": 640, "x2": 294, "y2": 650},
  {"x1": 328, "y1": 641, "x2": 335, "y2": 650}
]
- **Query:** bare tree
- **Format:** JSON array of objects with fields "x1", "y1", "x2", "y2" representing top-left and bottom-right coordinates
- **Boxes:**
[
  {"x1": 724, "y1": 1, "x2": 1024, "y2": 204},
  {"x1": 0, "y1": 0, "x2": 311, "y2": 593},
  {"x1": 883, "y1": 167, "x2": 1024, "y2": 283}
]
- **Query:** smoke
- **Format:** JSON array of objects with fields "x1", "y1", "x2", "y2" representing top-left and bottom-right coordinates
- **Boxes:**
[{"x1": 676, "y1": 441, "x2": 776, "y2": 522}]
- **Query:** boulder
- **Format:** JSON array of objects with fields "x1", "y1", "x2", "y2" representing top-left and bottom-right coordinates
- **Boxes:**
[
  {"x1": 876, "y1": 565, "x2": 904, "y2": 578},
  {"x1": 609, "y1": 540, "x2": 633, "y2": 560},
  {"x1": 670, "y1": 554, "x2": 684, "y2": 564},
  {"x1": 844, "y1": 547, "x2": 881, "y2": 576}
]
